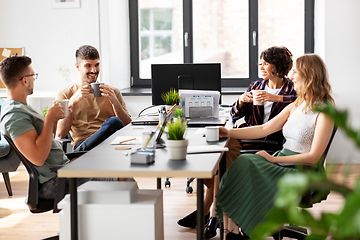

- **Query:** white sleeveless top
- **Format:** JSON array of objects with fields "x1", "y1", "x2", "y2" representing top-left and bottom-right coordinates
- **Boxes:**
[{"x1": 282, "y1": 101, "x2": 320, "y2": 153}]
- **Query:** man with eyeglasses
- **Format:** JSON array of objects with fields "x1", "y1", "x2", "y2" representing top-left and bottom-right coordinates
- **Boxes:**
[
  {"x1": 55, "y1": 45, "x2": 132, "y2": 151},
  {"x1": 0, "y1": 55, "x2": 73, "y2": 199}
]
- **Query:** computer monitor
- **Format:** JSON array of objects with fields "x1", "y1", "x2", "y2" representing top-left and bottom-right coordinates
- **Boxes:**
[{"x1": 151, "y1": 63, "x2": 221, "y2": 105}]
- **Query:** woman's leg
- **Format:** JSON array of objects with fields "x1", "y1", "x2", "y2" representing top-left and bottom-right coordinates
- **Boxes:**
[
  {"x1": 210, "y1": 173, "x2": 219, "y2": 217},
  {"x1": 204, "y1": 185, "x2": 214, "y2": 214},
  {"x1": 223, "y1": 211, "x2": 240, "y2": 238}
]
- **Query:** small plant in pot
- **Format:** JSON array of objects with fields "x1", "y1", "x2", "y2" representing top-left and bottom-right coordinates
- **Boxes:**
[
  {"x1": 161, "y1": 88, "x2": 181, "y2": 112},
  {"x1": 164, "y1": 118, "x2": 188, "y2": 160}
]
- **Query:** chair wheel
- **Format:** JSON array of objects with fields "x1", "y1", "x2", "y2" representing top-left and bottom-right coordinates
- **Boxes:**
[
  {"x1": 186, "y1": 186, "x2": 193, "y2": 193},
  {"x1": 165, "y1": 180, "x2": 171, "y2": 187}
]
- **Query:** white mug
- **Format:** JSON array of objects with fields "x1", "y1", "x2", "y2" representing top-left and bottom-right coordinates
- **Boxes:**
[
  {"x1": 251, "y1": 90, "x2": 266, "y2": 106},
  {"x1": 54, "y1": 99, "x2": 69, "y2": 117},
  {"x1": 205, "y1": 126, "x2": 219, "y2": 142}
]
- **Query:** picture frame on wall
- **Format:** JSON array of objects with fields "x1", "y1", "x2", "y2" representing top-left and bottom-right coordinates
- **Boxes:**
[{"x1": 51, "y1": 0, "x2": 80, "y2": 9}]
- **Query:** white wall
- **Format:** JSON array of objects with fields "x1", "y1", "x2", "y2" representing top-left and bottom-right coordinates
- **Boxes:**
[
  {"x1": 314, "y1": 0, "x2": 360, "y2": 163},
  {"x1": 1, "y1": 0, "x2": 360, "y2": 163},
  {"x1": 0, "y1": 0, "x2": 130, "y2": 94}
]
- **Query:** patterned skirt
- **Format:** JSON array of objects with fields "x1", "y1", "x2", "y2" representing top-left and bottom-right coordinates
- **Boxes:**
[{"x1": 215, "y1": 148, "x2": 298, "y2": 237}]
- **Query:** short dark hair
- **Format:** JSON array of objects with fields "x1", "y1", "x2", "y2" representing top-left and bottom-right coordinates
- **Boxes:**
[
  {"x1": 0, "y1": 55, "x2": 32, "y2": 88},
  {"x1": 260, "y1": 46, "x2": 293, "y2": 78},
  {"x1": 75, "y1": 45, "x2": 100, "y2": 62}
]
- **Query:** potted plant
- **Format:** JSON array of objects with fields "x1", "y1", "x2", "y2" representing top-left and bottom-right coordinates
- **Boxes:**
[
  {"x1": 164, "y1": 118, "x2": 188, "y2": 160},
  {"x1": 161, "y1": 88, "x2": 181, "y2": 112}
]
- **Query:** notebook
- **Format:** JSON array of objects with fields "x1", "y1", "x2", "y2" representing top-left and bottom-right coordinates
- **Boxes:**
[
  {"x1": 131, "y1": 115, "x2": 159, "y2": 125},
  {"x1": 186, "y1": 117, "x2": 227, "y2": 127}
]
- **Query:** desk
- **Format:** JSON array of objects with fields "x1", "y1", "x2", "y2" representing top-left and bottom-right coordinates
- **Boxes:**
[{"x1": 58, "y1": 124, "x2": 228, "y2": 240}]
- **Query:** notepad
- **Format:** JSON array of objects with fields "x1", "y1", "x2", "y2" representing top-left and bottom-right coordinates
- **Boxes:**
[
  {"x1": 110, "y1": 136, "x2": 141, "y2": 145},
  {"x1": 187, "y1": 146, "x2": 228, "y2": 154}
]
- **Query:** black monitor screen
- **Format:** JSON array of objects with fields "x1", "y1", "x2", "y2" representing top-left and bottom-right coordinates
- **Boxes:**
[{"x1": 151, "y1": 63, "x2": 221, "y2": 105}]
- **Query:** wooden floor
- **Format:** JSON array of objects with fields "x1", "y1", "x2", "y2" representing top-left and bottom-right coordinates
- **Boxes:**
[{"x1": 0, "y1": 164, "x2": 359, "y2": 240}]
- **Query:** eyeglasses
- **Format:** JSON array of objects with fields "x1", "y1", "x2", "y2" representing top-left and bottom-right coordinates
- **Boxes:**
[{"x1": 20, "y1": 73, "x2": 38, "y2": 80}]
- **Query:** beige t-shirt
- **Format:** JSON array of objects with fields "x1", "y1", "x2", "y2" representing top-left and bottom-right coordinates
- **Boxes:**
[{"x1": 56, "y1": 83, "x2": 130, "y2": 147}]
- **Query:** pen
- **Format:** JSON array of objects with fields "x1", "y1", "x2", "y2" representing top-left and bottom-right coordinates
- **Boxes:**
[{"x1": 119, "y1": 138, "x2": 136, "y2": 144}]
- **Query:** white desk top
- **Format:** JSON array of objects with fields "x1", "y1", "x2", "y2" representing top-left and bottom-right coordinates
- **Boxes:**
[{"x1": 58, "y1": 125, "x2": 228, "y2": 179}]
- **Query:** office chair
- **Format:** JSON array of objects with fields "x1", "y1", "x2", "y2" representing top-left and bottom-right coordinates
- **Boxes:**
[
  {"x1": 239, "y1": 139, "x2": 282, "y2": 155},
  {"x1": 271, "y1": 126, "x2": 337, "y2": 240},
  {"x1": 3, "y1": 135, "x2": 86, "y2": 240},
  {"x1": 0, "y1": 137, "x2": 21, "y2": 196},
  {"x1": 55, "y1": 134, "x2": 72, "y2": 153},
  {"x1": 0, "y1": 98, "x2": 21, "y2": 196}
]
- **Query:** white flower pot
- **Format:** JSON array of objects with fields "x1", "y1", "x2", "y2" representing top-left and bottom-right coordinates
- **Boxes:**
[{"x1": 165, "y1": 139, "x2": 188, "y2": 160}]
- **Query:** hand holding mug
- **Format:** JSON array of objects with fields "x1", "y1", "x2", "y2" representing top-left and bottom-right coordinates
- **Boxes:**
[
  {"x1": 219, "y1": 127, "x2": 229, "y2": 138},
  {"x1": 47, "y1": 103, "x2": 65, "y2": 122},
  {"x1": 90, "y1": 82, "x2": 104, "y2": 97},
  {"x1": 251, "y1": 90, "x2": 266, "y2": 105}
]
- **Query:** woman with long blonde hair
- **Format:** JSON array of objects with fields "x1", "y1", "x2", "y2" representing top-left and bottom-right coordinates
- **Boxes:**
[{"x1": 216, "y1": 54, "x2": 334, "y2": 240}]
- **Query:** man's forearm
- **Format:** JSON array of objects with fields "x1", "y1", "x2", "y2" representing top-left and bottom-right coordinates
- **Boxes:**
[
  {"x1": 56, "y1": 112, "x2": 73, "y2": 138},
  {"x1": 113, "y1": 104, "x2": 132, "y2": 125}
]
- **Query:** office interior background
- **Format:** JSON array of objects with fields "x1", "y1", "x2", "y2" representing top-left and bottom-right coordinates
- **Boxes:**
[{"x1": 0, "y1": 0, "x2": 359, "y2": 164}]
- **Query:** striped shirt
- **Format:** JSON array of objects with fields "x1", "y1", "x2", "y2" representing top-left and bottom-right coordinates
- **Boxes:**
[{"x1": 230, "y1": 78, "x2": 297, "y2": 142}]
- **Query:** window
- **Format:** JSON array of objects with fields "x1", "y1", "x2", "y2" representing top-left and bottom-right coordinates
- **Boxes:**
[{"x1": 129, "y1": 0, "x2": 314, "y2": 88}]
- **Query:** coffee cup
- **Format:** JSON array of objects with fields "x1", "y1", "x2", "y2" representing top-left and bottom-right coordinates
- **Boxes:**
[
  {"x1": 90, "y1": 83, "x2": 103, "y2": 97},
  {"x1": 55, "y1": 99, "x2": 69, "y2": 117},
  {"x1": 205, "y1": 126, "x2": 219, "y2": 142},
  {"x1": 251, "y1": 90, "x2": 266, "y2": 106}
]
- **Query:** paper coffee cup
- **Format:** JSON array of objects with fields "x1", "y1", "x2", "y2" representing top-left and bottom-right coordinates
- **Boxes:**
[
  {"x1": 205, "y1": 126, "x2": 219, "y2": 142},
  {"x1": 91, "y1": 83, "x2": 103, "y2": 97},
  {"x1": 251, "y1": 90, "x2": 266, "y2": 106}
]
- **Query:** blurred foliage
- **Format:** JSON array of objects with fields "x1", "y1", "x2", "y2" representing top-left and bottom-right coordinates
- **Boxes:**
[
  {"x1": 173, "y1": 108, "x2": 185, "y2": 119},
  {"x1": 42, "y1": 106, "x2": 49, "y2": 117},
  {"x1": 251, "y1": 102, "x2": 360, "y2": 240}
]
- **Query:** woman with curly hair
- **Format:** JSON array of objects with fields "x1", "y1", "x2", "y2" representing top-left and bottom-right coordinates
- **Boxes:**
[
  {"x1": 216, "y1": 54, "x2": 334, "y2": 239},
  {"x1": 177, "y1": 46, "x2": 297, "y2": 239},
  {"x1": 227, "y1": 46, "x2": 297, "y2": 168}
]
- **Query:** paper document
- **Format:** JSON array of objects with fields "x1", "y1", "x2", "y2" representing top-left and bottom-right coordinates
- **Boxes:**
[
  {"x1": 187, "y1": 146, "x2": 228, "y2": 154},
  {"x1": 110, "y1": 136, "x2": 141, "y2": 145}
]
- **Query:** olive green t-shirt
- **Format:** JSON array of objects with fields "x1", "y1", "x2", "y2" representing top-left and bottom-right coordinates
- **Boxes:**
[{"x1": 0, "y1": 99, "x2": 70, "y2": 183}]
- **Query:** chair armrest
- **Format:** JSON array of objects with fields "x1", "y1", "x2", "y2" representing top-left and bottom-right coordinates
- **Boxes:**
[
  {"x1": 55, "y1": 138, "x2": 71, "y2": 144},
  {"x1": 277, "y1": 162, "x2": 317, "y2": 171},
  {"x1": 55, "y1": 138, "x2": 71, "y2": 153},
  {"x1": 240, "y1": 139, "x2": 279, "y2": 146},
  {"x1": 65, "y1": 151, "x2": 87, "y2": 160},
  {"x1": 239, "y1": 149, "x2": 276, "y2": 155}
]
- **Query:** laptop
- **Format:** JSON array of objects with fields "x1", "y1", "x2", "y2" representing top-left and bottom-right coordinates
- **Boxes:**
[
  {"x1": 186, "y1": 117, "x2": 228, "y2": 127},
  {"x1": 131, "y1": 115, "x2": 159, "y2": 125}
]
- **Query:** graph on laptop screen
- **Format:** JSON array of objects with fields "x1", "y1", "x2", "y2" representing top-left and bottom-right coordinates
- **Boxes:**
[{"x1": 151, "y1": 63, "x2": 221, "y2": 105}]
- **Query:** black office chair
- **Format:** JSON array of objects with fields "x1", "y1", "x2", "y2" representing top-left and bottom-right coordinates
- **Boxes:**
[
  {"x1": 239, "y1": 139, "x2": 283, "y2": 155},
  {"x1": 55, "y1": 134, "x2": 72, "y2": 153},
  {"x1": 272, "y1": 126, "x2": 337, "y2": 240},
  {"x1": 3, "y1": 135, "x2": 86, "y2": 240}
]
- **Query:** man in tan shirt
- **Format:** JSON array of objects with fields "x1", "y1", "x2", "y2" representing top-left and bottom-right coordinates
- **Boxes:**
[{"x1": 56, "y1": 45, "x2": 132, "y2": 151}]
